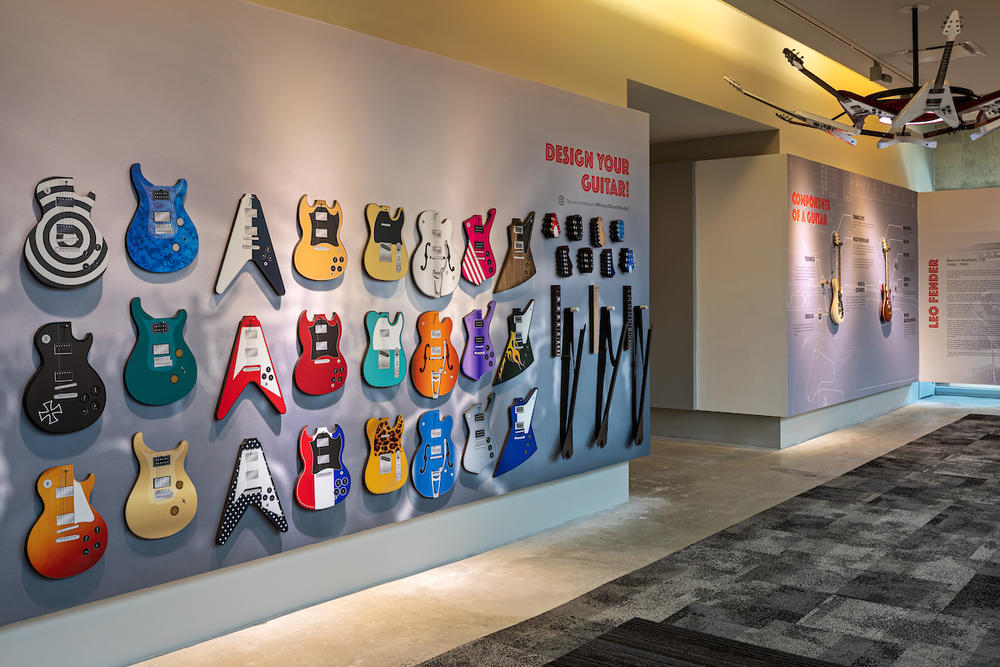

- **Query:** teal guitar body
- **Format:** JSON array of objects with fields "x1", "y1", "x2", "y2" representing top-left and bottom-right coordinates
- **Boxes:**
[
  {"x1": 124, "y1": 297, "x2": 197, "y2": 405},
  {"x1": 362, "y1": 311, "x2": 406, "y2": 387}
]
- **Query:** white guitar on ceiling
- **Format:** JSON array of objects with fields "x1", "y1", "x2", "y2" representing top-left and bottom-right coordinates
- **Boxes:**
[{"x1": 891, "y1": 10, "x2": 963, "y2": 133}]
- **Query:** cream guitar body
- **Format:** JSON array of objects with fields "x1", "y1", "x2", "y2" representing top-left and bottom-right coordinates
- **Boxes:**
[
  {"x1": 125, "y1": 433, "x2": 198, "y2": 539},
  {"x1": 830, "y1": 232, "x2": 845, "y2": 326}
]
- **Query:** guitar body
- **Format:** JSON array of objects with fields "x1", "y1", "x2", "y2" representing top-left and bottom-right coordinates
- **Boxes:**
[
  {"x1": 126, "y1": 163, "x2": 198, "y2": 273},
  {"x1": 125, "y1": 433, "x2": 197, "y2": 539},
  {"x1": 362, "y1": 311, "x2": 406, "y2": 387},
  {"x1": 216, "y1": 438, "x2": 288, "y2": 545},
  {"x1": 23, "y1": 176, "x2": 109, "y2": 288},
  {"x1": 462, "y1": 392, "x2": 496, "y2": 475},
  {"x1": 216, "y1": 316, "x2": 286, "y2": 419},
  {"x1": 829, "y1": 278, "x2": 844, "y2": 325},
  {"x1": 363, "y1": 204, "x2": 408, "y2": 280},
  {"x1": 461, "y1": 301, "x2": 497, "y2": 380},
  {"x1": 412, "y1": 410, "x2": 457, "y2": 499},
  {"x1": 124, "y1": 297, "x2": 197, "y2": 405},
  {"x1": 294, "y1": 196, "x2": 347, "y2": 281},
  {"x1": 495, "y1": 212, "x2": 537, "y2": 293},
  {"x1": 294, "y1": 311, "x2": 347, "y2": 395},
  {"x1": 27, "y1": 464, "x2": 107, "y2": 578},
  {"x1": 461, "y1": 208, "x2": 496, "y2": 286},
  {"x1": 412, "y1": 210, "x2": 459, "y2": 297},
  {"x1": 411, "y1": 311, "x2": 458, "y2": 399},
  {"x1": 494, "y1": 388, "x2": 538, "y2": 477},
  {"x1": 364, "y1": 416, "x2": 407, "y2": 494},
  {"x1": 216, "y1": 193, "x2": 284, "y2": 295},
  {"x1": 24, "y1": 322, "x2": 105, "y2": 434},
  {"x1": 494, "y1": 299, "x2": 535, "y2": 385},
  {"x1": 881, "y1": 285, "x2": 893, "y2": 323},
  {"x1": 296, "y1": 425, "x2": 351, "y2": 510},
  {"x1": 880, "y1": 238, "x2": 893, "y2": 324}
]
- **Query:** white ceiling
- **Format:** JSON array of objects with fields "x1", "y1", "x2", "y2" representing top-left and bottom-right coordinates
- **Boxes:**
[
  {"x1": 726, "y1": 0, "x2": 1000, "y2": 93},
  {"x1": 627, "y1": 81, "x2": 775, "y2": 143}
]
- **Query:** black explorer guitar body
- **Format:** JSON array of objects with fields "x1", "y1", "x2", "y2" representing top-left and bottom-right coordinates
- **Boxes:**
[{"x1": 24, "y1": 322, "x2": 105, "y2": 434}]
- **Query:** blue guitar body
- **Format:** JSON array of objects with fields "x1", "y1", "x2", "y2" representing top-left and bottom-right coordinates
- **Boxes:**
[
  {"x1": 124, "y1": 297, "x2": 197, "y2": 405},
  {"x1": 412, "y1": 410, "x2": 457, "y2": 499},
  {"x1": 126, "y1": 163, "x2": 199, "y2": 273},
  {"x1": 494, "y1": 388, "x2": 538, "y2": 477}
]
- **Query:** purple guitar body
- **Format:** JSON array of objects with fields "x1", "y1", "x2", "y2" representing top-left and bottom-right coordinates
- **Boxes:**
[{"x1": 461, "y1": 300, "x2": 497, "y2": 380}]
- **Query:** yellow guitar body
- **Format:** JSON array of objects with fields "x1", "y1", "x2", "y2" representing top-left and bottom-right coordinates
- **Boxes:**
[
  {"x1": 829, "y1": 278, "x2": 844, "y2": 325},
  {"x1": 125, "y1": 433, "x2": 198, "y2": 539},
  {"x1": 294, "y1": 195, "x2": 348, "y2": 281},
  {"x1": 363, "y1": 203, "x2": 409, "y2": 281},
  {"x1": 363, "y1": 416, "x2": 407, "y2": 494}
]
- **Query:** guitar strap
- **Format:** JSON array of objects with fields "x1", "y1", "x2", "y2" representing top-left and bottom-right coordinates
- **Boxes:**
[
  {"x1": 559, "y1": 307, "x2": 585, "y2": 459},
  {"x1": 631, "y1": 306, "x2": 652, "y2": 445}
]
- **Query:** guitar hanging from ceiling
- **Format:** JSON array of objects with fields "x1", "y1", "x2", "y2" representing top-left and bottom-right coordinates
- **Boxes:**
[{"x1": 724, "y1": 9, "x2": 1000, "y2": 147}]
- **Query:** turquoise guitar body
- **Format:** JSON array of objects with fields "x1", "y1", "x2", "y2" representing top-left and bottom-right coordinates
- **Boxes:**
[
  {"x1": 362, "y1": 311, "x2": 406, "y2": 387},
  {"x1": 124, "y1": 297, "x2": 197, "y2": 405}
]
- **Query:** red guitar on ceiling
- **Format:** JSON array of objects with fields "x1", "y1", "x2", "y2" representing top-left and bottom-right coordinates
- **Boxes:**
[
  {"x1": 216, "y1": 316, "x2": 286, "y2": 419},
  {"x1": 294, "y1": 311, "x2": 347, "y2": 395}
]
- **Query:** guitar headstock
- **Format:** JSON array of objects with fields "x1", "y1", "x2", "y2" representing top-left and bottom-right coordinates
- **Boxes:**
[
  {"x1": 942, "y1": 10, "x2": 962, "y2": 41},
  {"x1": 783, "y1": 48, "x2": 805, "y2": 70},
  {"x1": 882, "y1": 237, "x2": 889, "y2": 253},
  {"x1": 832, "y1": 231, "x2": 842, "y2": 246}
]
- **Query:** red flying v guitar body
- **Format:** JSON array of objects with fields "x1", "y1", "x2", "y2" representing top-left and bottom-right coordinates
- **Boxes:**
[
  {"x1": 294, "y1": 311, "x2": 347, "y2": 395},
  {"x1": 216, "y1": 316, "x2": 286, "y2": 420}
]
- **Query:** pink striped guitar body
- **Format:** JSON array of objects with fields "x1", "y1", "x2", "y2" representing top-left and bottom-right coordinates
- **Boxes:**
[{"x1": 461, "y1": 208, "x2": 496, "y2": 286}]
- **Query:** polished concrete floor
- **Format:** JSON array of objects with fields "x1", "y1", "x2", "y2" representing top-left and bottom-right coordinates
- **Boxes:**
[{"x1": 140, "y1": 397, "x2": 1000, "y2": 666}]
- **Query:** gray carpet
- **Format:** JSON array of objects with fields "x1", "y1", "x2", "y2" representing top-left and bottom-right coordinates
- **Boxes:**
[{"x1": 420, "y1": 413, "x2": 1000, "y2": 666}]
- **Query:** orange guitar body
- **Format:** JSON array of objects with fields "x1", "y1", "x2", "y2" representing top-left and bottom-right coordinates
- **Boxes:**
[
  {"x1": 27, "y1": 464, "x2": 107, "y2": 578},
  {"x1": 411, "y1": 311, "x2": 458, "y2": 399}
]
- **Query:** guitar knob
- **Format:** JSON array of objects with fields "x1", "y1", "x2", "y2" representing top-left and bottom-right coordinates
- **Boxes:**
[
  {"x1": 176, "y1": 480, "x2": 184, "y2": 489},
  {"x1": 83, "y1": 548, "x2": 90, "y2": 556},
  {"x1": 170, "y1": 506, "x2": 179, "y2": 516}
]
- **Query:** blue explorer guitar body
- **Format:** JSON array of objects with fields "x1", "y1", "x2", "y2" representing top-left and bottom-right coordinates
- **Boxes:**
[
  {"x1": 124, "y1": 297, "x2": 197, "y2": 405},
  {"x1": 412, "y1": 409, "x2": 457, "y2": 499},
  {"x1": 126, "y1": 163, "x2": 198, "y2": 273},
  {"x1": 362, "y1": 311, "x2": 406, "y2": 387},
  {"x1": 494, "y1": 388, "x2": 538, "y2": 477}
]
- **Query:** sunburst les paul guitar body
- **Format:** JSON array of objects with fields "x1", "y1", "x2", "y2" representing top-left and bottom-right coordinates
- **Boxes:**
[
  {"x1": 125, "y1": 433, "x2": 197, "y2": 539},
  {"x1": 27, "y1": 464, "x2": 107, "y2": 578},
  {"x1": 830, "y1": 232, "x2": 845, "y2": 325},
  {"x1": 880, "y1": 238, "x2": 893, "y2": 324}
]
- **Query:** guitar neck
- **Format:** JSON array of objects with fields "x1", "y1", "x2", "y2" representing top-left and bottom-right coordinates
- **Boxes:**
[
  {"x1": 836, "y1": 244, "x2": 842, "y2": 289},
  {"x1": 934, "y1": 41, "x2": 955, "y2": 88}
]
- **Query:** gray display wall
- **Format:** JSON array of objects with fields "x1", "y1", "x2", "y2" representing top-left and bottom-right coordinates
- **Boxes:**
[
  {"x1": 0, "y1": 0, "x2": 649, "y2": 627},
  {"x1": 786, "y1": 156, "x2": 918, "y2": 416}
]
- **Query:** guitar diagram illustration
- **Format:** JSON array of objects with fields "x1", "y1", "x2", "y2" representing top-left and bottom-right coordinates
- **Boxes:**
[
  {"x1": 126, "y1": 163, "x2": 198, "y2": 273},
  {"x1": 125, "y1": 433, "x2": 197, "y2": 539},
  {"x1": 294, "y1": 311, "x2": 347, "y2": 395},
  {"x1": 412, "y1": 409, "x2": 457, "y2": 499},
  {"x1": 216, "y1": 193, "x2": 285, "y2": 296},
  {"x1": 27, "y1": 464, "x2": 107, "y2": 578},
  {"x1": 124, "y1": 297, "x2": 197, "y2": 405},
  {"x1": 296, "y1": 425, "x2": 351, "y2": 510},
  {"x1": 216, "y1": 315, "x2": 286, "y2": 419},
  {"x1": 294, "y1": 195, "x2": 347, "y2": 281},
  {"x1": 24, "y1": 321, "x2": 105, "y2": 434}
]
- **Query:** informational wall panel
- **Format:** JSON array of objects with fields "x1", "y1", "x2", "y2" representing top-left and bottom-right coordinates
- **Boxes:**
[
  {"x1": 920, "y1": 188, "x2": 1000, "y2": 384},
  {"x1": 0, "y1": 0, "x2": 649, "y2": 626},
  {"x1": 787, "y1": 156, "x2": 918, "y2": 416}
]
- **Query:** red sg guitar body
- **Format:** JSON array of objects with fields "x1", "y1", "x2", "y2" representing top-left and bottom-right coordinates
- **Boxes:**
[{"x1": 294, "y1": 311, "x2": 348, "y2": 395}]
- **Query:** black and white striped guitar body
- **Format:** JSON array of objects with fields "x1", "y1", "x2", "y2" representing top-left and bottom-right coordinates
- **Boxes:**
[{"x1": 24, "y1": 177, "x2": 109, "y2": 288}]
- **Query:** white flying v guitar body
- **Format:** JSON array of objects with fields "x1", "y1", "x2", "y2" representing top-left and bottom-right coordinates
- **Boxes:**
[
  {"x1": 216, "y1": 194, "x2": 285, "y2": 296},
  {"x1": 891, "y1": 82, "x2": 960, "y2": 132}
]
